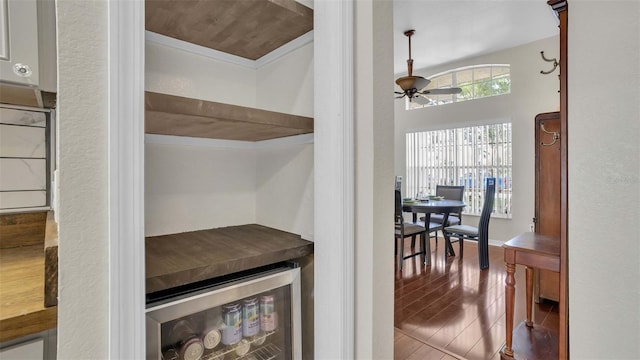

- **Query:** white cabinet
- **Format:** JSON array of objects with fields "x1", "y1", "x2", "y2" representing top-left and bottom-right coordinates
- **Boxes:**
[
  {"x1": 0, "y1": 329, "x2": 56, "y2": 359},
  {"x1": 0, "y1": 0, "x2": 40, "y2": 88},
  {"x1": 0, "y1": 338, "x2": 43, "y2": 360},
  {"x1": 0, "y1": 106, "x2": 49, "y2": 210}
]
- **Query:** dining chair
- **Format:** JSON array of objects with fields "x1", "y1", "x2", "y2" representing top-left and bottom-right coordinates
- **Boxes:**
[
  {"x1": 444, "y1": 178, "x2": 496, "y2": 269},
  {"x1": 421, "y1": 185, "x2": 465, "y2": 244},
  {"x1": 395, "y1": 190, "x2": 431, "y2": 270}
]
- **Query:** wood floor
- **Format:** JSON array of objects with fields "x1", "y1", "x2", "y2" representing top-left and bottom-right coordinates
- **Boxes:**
[{"x1": 394, "y1": 237, "x2": 559, "y2": 360}]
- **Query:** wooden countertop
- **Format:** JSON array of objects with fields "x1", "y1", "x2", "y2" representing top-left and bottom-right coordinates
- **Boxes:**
[
  {"x1": 0, "y1": 244, "x2": 57, "y2": 343},
  {"x1": 146, "y1": 224, "x2": 314, "y2": 294}
]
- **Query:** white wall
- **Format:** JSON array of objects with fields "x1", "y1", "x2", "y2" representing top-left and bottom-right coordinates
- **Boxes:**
[
  {"x1": 256, "y1": 42, "x2": 314, "y2": 117},
  {"x1": 568, "y1": 1, "x2": 640, "y2": 358},
  {"x1": 256, "y1": 143, "x2": 314, "y2": 240},
  {"x1": 145, "y1": 141, "x2": 257, "y2": 236},
  {"x1": 146, "y1": 41, "x2": 257, "y2": 108},
  {"x1": 254, "y1": 41, "x2": 314, "y2": 241},
  {"x1": 395, "y1": 36, "x2": 559, "y2": 243},
  {"x1": 56, "y1": 1, "x2": 109, "y2": 357},
  {"x1": 147, "y1": 40, "x2": 314, "y2": 117}
]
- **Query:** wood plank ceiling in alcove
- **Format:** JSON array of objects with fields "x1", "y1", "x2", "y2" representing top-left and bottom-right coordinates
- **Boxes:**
[{"x1": 145, "y1": 0, "x2": 314, "y2": 60}]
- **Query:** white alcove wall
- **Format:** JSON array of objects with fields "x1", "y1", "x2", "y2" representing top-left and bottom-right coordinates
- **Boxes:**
[{"x1": 144, "y1": 38, "x2": 314, "y2": 238}]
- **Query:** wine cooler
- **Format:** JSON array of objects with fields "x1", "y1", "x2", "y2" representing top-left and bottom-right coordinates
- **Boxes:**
[{"x1": 146, "y1": 265, "x2": 301, "y2": 360}]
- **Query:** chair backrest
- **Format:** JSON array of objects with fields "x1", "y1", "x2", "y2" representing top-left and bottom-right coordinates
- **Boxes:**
[
  {"x1": 436, "y1": 185, "x2": 465, "y2": 201},
  {"x1": 395, "y1": 190, "x2": 403, "y2": 223},
  {"x1": 478, "y1": 178, "x2": 496, "y2": 240},
  {"x1": 436, "y1": 185, "x2": 465, "y2": 222}
]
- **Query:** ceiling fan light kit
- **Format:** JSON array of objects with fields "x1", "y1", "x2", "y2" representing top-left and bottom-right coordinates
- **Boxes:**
[{"x1": 395, "y1": 29, "x2": 462, "y2": 103}]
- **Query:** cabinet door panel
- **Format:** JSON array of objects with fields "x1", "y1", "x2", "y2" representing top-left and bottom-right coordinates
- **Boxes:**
[
  {"x1": 0, "y1": 190, "x2": 46, "y2": 209},
  {"x1": 0, "y1": 0, "x2": 8, "y2": 60},
  {"x1": 0, "y1": 124, "x2": 46, "y2": 158},
  {"x1": 0, "y1": 0, "x2": 39, "y2": 87},
  {"x1": 0, "y1": 158, "x2": 46, "y2": 191},
  {"x1": 0, "y1": 338, "x2": 44, "y2": 359},
  {"x1": 535, "y1": 112, "x2": 561, "y2": 302}
]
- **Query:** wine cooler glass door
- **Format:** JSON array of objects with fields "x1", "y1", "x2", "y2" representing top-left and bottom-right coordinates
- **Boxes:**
[{"x1": 146, "y1": 267, "x2": 301, "y2": 360}]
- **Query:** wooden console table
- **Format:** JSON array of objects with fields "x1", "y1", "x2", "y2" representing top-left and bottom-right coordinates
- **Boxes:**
[{"x1": 500, "y1": 232, "x2": 560, "y2": 359}]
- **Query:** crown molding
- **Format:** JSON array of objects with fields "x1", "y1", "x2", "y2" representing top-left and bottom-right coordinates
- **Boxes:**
[
  {"x1": 145, "y1": 133, "x2": 314, "y2": 150},
  {"x1": 254, "y1": 31, "x2": 314, "y2": 68},
  {"x1": 145, "y1": 31, "x2": 256, "y2": 68},
  {"x1": 145, "y1": 30, "x2": 314, "y2": 70}
]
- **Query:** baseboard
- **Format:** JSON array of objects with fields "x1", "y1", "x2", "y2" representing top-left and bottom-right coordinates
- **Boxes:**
[{"x1": 489, "y1": 239, "x2": 504, "y2": 247}]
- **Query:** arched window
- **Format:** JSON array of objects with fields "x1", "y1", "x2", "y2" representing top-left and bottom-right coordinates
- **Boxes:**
[{"x1": 408, "y1": 64, "x2": 511, "y2": 109}]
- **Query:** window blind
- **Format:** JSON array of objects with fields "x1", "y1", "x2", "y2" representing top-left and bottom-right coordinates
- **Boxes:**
[{"x1": 405, "y1": 122, "x2": 512, "y2": 218}]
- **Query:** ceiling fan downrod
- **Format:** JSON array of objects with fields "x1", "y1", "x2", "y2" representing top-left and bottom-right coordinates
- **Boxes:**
[{"x1": 405, "y1": 29, "x2": 415, "y2": 77}]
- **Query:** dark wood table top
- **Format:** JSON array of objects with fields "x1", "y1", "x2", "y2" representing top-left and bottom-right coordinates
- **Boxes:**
[
  {"x1": 145, "y1": 224, "x2": 314, "y2": 294},
  {"x1": 402, "y1": 199, "x2": 466, "y2": 213},
  {"x1": 503, "y1": 232, "x2": 560, "y2": 257}
]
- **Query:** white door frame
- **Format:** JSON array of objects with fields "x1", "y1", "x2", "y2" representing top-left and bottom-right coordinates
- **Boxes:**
[
  {"x1": 313, "y1": 1, "x2": 355, "y2": 358},
  {"x1": 108, "y1": 0, "x2": 359, "y2": 358},
  {"x1": 108, "y1": 0, "x2": 146, "y2": 358}
]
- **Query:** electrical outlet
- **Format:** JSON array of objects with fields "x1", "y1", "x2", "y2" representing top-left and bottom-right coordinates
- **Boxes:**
[{"x1": 529, "y1": 223, "x2": 535, "y2": 232}]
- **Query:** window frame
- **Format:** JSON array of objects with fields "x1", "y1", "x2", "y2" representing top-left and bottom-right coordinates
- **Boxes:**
[{"x1": 407, "y1": 64, "x2": 511, "y2": 109}]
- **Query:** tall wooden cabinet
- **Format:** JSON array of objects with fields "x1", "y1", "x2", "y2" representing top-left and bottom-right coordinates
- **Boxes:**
[
  {"x1": 534, "y1": 111, "x2": 561, "y2": 302},
  {"x1": 546, "y1": 1, "x2": 568, "y2": 357}
]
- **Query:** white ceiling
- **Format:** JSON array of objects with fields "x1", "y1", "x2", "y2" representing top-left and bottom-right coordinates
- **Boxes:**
[{"x1": 393, "y1": 0, "x2": 559, "y2": 75}]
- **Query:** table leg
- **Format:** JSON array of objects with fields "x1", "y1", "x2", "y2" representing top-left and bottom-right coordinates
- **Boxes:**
[
  {"x1": 503, "y1": 262, "x2": 516, "y2": 358},
  {"x1": 421, "y1": 232, "x2": 429, "y2": 266},
  {"x1": 526, "y1": 266, "x2": 534, "y2": 327},
  {"x1": 442, "y1": 212, "x2": 456, "y2": 257}
]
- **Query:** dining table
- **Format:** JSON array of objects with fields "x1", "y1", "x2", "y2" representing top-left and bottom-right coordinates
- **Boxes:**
[{"x1": 402, "y1": 199, "x2": 466, "y2": 257}]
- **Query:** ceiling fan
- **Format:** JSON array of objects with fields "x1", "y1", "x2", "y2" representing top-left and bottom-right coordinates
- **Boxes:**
[{"x1": 395, "y1": 30, "x2": 462, "y2": 104}]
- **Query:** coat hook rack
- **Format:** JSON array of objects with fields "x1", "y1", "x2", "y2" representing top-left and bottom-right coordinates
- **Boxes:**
[
  {"x1": 540, "y1": 51, "x2": 559, "y2": 75},
  {"x1": 540, "y1": 122, "x2": 560, "y2": 146}
]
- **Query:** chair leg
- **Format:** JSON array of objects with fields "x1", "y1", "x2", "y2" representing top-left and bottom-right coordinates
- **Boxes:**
[
  {"x1": 398, "y1": 237, "x2": 404, "y2": 270},
  {"x1": 479, "y1": 236, "x2": 489, "y2": 270},
  {"x1": 411, "y1": 235, "x2": 416, "y2": 248},
  {"x1": 394, "y1": 236, "x2": 397, "y2": 255},
  {"x1": 459, "y1": 236, "x2": 464, "y2": 256}
]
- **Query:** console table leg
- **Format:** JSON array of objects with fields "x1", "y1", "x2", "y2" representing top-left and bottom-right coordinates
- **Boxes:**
[
  {"x1": 503, "y1": 262, "x2": 516, "y2": 358},
  {"x1": 526, "y1": 266, "x2": 534, "y2": 327}
]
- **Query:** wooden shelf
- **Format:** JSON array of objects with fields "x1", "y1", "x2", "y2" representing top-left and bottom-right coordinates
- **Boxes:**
[
  {"x1": 145, "y1": 0, "x2": 313, "y2": 61},
  {"x1": 0, "y1": 212, "x2": 47, "y2": 249},
  {"x1": 145, "y1": 224, "x2": 314, "y2": 294},
  {"x1": 0, "y1": 212, "x2": 56, "y2": 342},
  {"x1": 44, "y1": 211, "x2": 58, "y2": 307},
  {"x1": 0, "y1": 245, "x2": 57, "y2": 343},
  {"x1": 145, "y1": 92, "x2": 314, "y2": 142}
]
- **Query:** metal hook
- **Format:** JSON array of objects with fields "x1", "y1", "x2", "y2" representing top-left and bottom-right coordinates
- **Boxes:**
[
  {"x1": 540, "y1": 123, "x2": 560, "y2": 146},
  {"x1": 540, "y1": 51, "x2": 559, "y2": 75}
]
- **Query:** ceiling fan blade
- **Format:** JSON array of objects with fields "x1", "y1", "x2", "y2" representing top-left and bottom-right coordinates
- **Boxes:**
[
  {"x1": 413, "y1": 95, "x2": 431, "y2": 105},
  {"x1": 421, "y1": 87, "x2": 462, "y2": 95}
]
